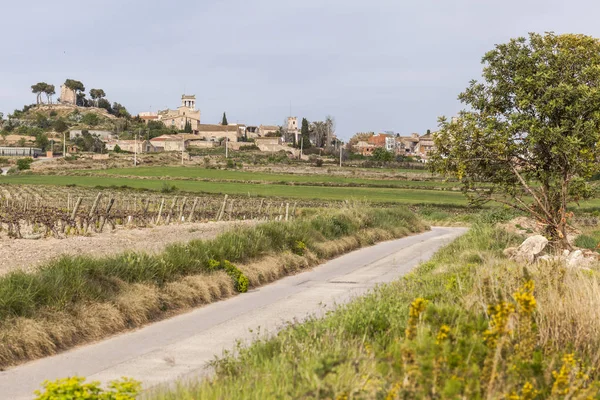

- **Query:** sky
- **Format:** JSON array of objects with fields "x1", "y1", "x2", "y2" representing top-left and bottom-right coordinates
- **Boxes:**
[{"x1": 1, "y1": 0, "x2": 599, "y2": 140}]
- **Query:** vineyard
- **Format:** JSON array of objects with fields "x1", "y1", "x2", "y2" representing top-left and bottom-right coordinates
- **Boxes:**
[{"x1": 0, "y1": 185, "x2": 324, "y2": 239}]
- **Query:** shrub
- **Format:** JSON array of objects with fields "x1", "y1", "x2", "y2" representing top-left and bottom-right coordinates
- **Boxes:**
[
  {"x1": 293, "y1": 240, "x2": 307, "y2": 255},
  {"x1": 221, "y1": 260, "x2": 249, "y2": 293},
  {"x1": 574, "y1": 234, "x2": 598, "y2": 250},
  {"x1": 160, "y1": 182, "x2": 178, "y2": 193},
  {"x1": 16, "y1": 158, "x2": 33, "y2": 170},
  {"x1": 35, "y1": 376, "x2": 140, "y2": 400}
]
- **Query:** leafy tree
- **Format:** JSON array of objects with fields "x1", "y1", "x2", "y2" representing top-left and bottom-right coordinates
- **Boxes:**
[
  {"x1": 113, "y1": 144, "x2": 122, "y2": 153},
  {"x1": 35, "y1": 113, "x2": 50, "y2": 129},
  {"x1": 111, "y1": 102, "x2": 130, "y2": 119},
  {"x1": 429, "y1": 32, "x2": 600, "y2": 248},
  {"x1": 97, "y1": 98, "x2": 112, "y2": 112},
  {"x1": 35, "y1": 132, "x2": 50, "y2": 150},
  {"x1": 18, "y1": 137, "x2": 27, "y2": 147},
  {"x1": 73, "y1": 130, "x2": 105, "y2": 153},
  {"x1": 372, "y1": 147, "x2": 393, "y2": 162},
  {"x1": 222, "y1": 112, "x2": 228, "y2": 125},
  {"x1": 81, "y1": 113, "x2": 100, "y2": 126},
  {"x1": 53, "y1": 119, "x2": 69, "y2": 134},
  {"x1": 89, "y1": 89, "x2": 106, "y2": 106}
]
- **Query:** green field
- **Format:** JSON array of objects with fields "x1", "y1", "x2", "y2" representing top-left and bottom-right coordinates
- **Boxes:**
[
  {"x1": 0, "y1": 174, "x2": 468, "y2": 205},
  {"x1": 84, "y1": 166, "x2": 455, "y2": 189}
]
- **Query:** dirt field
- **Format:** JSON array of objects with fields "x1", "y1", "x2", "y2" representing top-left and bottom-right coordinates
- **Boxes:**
[{"x1": 0, "y1": 220, "x2": 255, "y2": 275}]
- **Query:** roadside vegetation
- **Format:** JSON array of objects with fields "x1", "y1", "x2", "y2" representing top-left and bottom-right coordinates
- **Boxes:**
[
  {"x1": 152, "y1": 217, "x2": 600, "y2": 399},
  {"x1": 0, "y1": 206, "x2": 425, "y2": 368}
]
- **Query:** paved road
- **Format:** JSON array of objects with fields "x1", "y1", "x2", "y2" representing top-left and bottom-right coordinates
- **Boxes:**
[{"x1": 0, "y1": 227, "x2": 467, "y2": 399}]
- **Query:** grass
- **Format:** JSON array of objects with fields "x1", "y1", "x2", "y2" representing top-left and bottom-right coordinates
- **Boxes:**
[
  {"x1": 152, "y1": 221, "x2": 600, "y2": 399},
  {"x1": 0, "y1": 207, "x2": 426, "y2": 368},
  {"x1": 0, "y1": 175, "x2": 469, "y2": 205},
  {"x1": 83, "y1": 166, "x2": 454, "y2": 189}
]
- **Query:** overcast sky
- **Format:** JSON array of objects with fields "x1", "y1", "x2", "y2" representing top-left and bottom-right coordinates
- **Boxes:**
[{"x1": 1, "y1": 0, "x2": 598, "y2": 139}]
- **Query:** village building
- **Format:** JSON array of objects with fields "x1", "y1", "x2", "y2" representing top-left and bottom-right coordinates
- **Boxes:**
[
  {"x1": 105, "y1": 139, "x2": 156, "y2": 153},
  {"x1": 196, "y1": 124, "x2": 242, "y2": 142},
  {"x1": 154, "y1": 95, "x2": 201, "y2": 132},
  {"x1": 415, "y1": 132, "x2": 435, "y2": 157},
  {"x1": 149, "y1": 135, "x2": 190, "y2": 152},
  {"x1": 59, "y1": 85, "x2": 76, "y2": 105},
  {"x1": 259, "y1": 124, "x2": 279, "y2": 137}
]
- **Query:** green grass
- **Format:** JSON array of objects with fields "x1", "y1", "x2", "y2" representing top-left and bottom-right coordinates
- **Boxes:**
[
  {"x1": 0, "y1": 175, "x2": 469, "y2": 205},
  {"x1": 151, "y1": 224, "x2": 600, "y2": 399},
  {"x1": 84, "y1": 166, "x2": 455, "y2": 189}
]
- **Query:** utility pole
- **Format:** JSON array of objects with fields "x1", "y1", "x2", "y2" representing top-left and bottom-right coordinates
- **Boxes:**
[
  {"x1": 134, "y1": 129, "x2": 139, "y2": 167},
  {"x1": 63, "y1": 132, "x2": 66, "y2": 157},
  {"x1": 300, "y1": 136, "x2": 303, "y2": 159},
  {"x1": 181, "y1": 134, "x2": 185, "y2": 165},
  {"x1": 225, "y1": 138, "x2": 228, "y2": 158}
]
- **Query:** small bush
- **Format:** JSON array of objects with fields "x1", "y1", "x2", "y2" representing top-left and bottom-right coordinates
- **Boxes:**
[
  {"x1": 574, "y1": 234, "x2": 598, "y2": 250},
  {"x1": 293, "y1": 240, "x2": 307, "y2": 255},
  {"x1": 16, "y1": 158, "x2": 33, "y2": 170},
  {"x1": 160, "y1": 182, "x2": 178, "y2": 193},
  {"x1": 35, "y1": 376, "x2": 140, "y2": 399}
]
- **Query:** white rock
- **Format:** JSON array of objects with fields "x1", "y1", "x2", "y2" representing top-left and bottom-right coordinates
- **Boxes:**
[
  {"x1": 514, "y1": 235, "x2": 549, "y2": 264},
  {"x1": 567, "y1": 250, "x2": 585, "y2": 268}
]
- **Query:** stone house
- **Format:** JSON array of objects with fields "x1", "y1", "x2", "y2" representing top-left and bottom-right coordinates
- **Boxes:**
[
  {"x1": 156, "y1": 95, "x2": 201, "y2": 132},
  {"x1": 259, "y1": 125, "x2": 279, "y2": 137},
  {"x1": 149, "y1": 135, "x2": 190, "y2": 152},
  {"x1": 105, "y1": 139, "x2": 156, "y2": 153},
  {"x1": 197, "y1": 124, "x2": 242, "y2": 142},
  {"x1": 415, "y1": 132, "x2": 435, "y2": 157}
]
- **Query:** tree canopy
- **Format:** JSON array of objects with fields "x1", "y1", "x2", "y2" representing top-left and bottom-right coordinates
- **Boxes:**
[
  {"x1": 429, "y1": 32, "x2": 600, "y2": 247},
  {"x1": 222, "y1": 112, "x2": 228, "y2": 125},
  {"x1": 64, "y1": 79, "x2": 85, "y2": 93}
]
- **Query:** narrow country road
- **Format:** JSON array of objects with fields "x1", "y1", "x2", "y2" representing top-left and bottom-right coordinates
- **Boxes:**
[{"x1": 0, "y1": 227, "x2": 467, "y2": 400}]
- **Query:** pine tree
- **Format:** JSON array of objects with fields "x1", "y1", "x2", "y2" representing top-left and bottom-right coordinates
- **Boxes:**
[
  {"x1": 300, "y1": 118, "x2": 311, "y2": 148},
  {"x1": 183, "y1": 119, "x2": 192, "y2": 133},
  {"x1": 222, "y1": 112, "x2": 228, "y2": 125}
]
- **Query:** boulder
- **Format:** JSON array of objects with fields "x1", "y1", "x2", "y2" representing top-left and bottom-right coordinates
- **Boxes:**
[
  {"x1": 567, "y1": 250, "x2": 586, "y2": 268},
  {"x1": 513, "y1": 235, "x2": 549, "y2": 264}
]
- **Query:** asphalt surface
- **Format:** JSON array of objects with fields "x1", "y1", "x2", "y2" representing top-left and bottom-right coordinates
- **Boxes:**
[{"x1": 0, "y1": 226, "x2": 467, "y2": 399}]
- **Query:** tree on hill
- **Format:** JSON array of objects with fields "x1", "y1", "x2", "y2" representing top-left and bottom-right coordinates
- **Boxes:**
[
  {"x1": 53, "y1": 119, "x2": 69, "y2": 134},
  {"x1": 111, "y1": 102, "x2": 130, "y2": 119},
  {"x1": 44, "y1": 84, "x2": 56, "y2": 104},
  {"x1": 372, "y1": 147, "x2": 393, "y2": 162},
  {"x1": 31, "y1": 82, "x2": 48, "y2": 105},
  {"x1": 89, "y1": 89, "x2": 106, "y2": 107},
  {"x1": 429, "y1": 32, "x2": 600, "y2": 249},
  {"x1": 222, "y1": 112, "x2": 228, "y2": 125}
]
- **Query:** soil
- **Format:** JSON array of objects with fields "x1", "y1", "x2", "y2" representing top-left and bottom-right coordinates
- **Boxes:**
[{"x1": 0, "y1": 220, "x2": 255, "y2": 276}]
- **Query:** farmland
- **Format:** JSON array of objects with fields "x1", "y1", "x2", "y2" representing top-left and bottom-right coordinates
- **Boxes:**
[{"x1": 0, "y1": 174, "x2": 469, "y2": 205}]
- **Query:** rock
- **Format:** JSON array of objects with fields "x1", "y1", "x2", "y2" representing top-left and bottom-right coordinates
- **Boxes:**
[
  {"x1": 566, "y1": 250, "x2": 590, "y2": 268},
  {"x1": 563, "y1": 250, "x2": 570, "y2": 257},
  {"x1": 514, "y1": 235, "x2": 549, "y2": 264}
]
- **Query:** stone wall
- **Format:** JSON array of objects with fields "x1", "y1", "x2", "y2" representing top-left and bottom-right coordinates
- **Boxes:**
[{"x1": 59, "y1": 85, "x2": 76, "y2": 105}]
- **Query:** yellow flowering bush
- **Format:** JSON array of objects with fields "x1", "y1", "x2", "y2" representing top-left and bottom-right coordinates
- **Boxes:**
[{"x1": 34, "y1": 376, "x2": 140, "y2": 400}]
